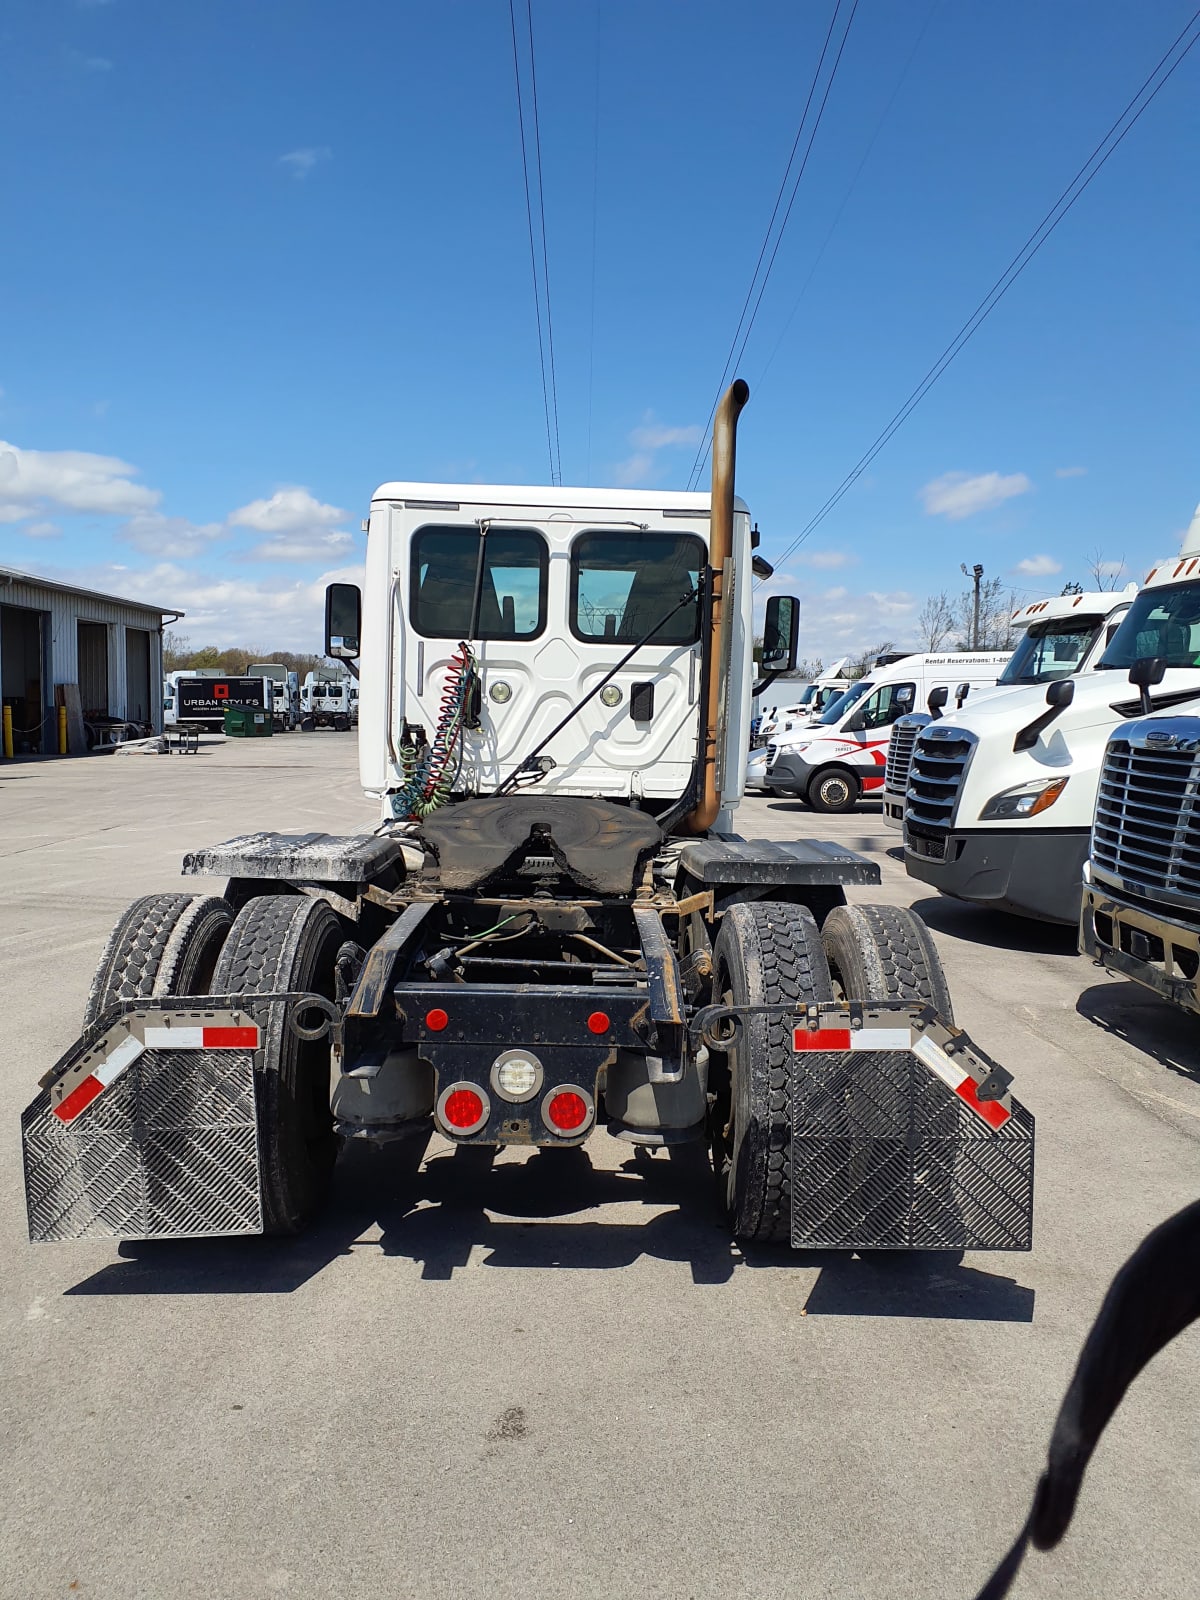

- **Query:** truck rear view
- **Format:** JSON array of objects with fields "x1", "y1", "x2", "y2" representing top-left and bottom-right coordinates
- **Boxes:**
[{"x1": 21, "y1": 384, "x2": 1033, "y2": 1257}]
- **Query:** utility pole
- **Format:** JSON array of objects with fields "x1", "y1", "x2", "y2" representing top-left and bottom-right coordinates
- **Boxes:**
[{"x1": 961, "y1": 562, "x2": 984, "y2": 649}]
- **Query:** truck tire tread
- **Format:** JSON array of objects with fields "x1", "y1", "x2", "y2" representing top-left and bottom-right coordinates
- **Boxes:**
[
  {"x1": 84, "y1": 893, "x2": 234, "y2": 1027},
  {"x1": 713, "y1": 901, "x2": 834, "y2": 1243},
  {"x1": 821, "y1": 903, "x2": 954, "y2": 1020}
]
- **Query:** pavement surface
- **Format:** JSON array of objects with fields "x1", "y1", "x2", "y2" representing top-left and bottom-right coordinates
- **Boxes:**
[{"x1": 1, "y1": 737, "x2": 1197, "y2": 1600}]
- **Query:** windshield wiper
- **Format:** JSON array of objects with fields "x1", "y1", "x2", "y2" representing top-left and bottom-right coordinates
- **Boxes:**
[{"x1": 491, "y1": 582, "x2": 702, "y2": 798}]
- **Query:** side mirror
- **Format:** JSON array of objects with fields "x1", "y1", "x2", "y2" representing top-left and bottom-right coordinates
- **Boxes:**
[
  {"x1": 1129, "y1": 656, "x2": 1165, "y2": 715},
  {"x1": 761, "y1": 595, "x2": 799, "y2": 671},
  {"x1": 927, "y1": 685, "x2": 949, "y2": 720},
  {"x1": 1046, "y1": 678, "x2": 1075, "y2": 710},
  {"x1": 325, "y1": 583, "x2": 362, "y2": 659},
  {"x1": 955, "y1": 681, "x2": 970, "y2": 709}
]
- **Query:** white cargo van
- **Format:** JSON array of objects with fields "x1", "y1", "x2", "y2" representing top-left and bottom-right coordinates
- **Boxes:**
[
  {"x1": 881, "y1": 586, "x2": 1138, "y2": 829},
  {"x1": 764, "y1": 651, "x2": 1011, "y2": 812},
  {"x1": 755, "y1": 657, "x2": 852, "y2": 743},
  {"x1": 904, "y1": 515, "x2": 1200, "y2": 923}
]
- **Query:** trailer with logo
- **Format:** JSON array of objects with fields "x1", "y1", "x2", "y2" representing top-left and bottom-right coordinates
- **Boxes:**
[
  {"x1": 21, "y1": 386, "x2": 1033, "y2": 1258},
  {"x1": 164, "y1": 672, "x2": 271, "y2": 733}
]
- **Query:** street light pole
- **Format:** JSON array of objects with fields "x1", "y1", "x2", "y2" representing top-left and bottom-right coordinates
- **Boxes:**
[{"x1": 961, "y1": 562, "x2": 984, "y2": 649}]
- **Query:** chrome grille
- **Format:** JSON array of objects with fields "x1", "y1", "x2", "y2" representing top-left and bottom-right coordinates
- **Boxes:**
[
  {"x1": 905, "y1": 726, "x2": 977, "y2": 831},
  {"x1": 1092, "y1": 722, "x2": 1200, "y2": 899},
  {"x1": 884, "y1": 714, "x2": 930, "y2": 795}
]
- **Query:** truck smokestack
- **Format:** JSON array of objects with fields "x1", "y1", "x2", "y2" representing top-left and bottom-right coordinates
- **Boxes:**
[{"x1": 682, "y1": 378, "x2": 749, "y2": 834}]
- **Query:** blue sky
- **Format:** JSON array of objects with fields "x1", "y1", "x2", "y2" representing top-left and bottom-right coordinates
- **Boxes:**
[{"x1": 0, "y1": 0, "x2": 1195, "y2": 656}]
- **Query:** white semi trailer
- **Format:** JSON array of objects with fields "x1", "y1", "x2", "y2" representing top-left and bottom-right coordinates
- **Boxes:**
[{"x1": 21, "y1": 385, "x2": 1032, "y2": 1256}]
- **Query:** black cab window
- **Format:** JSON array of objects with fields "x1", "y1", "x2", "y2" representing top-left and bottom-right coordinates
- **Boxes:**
[{"x1": 570, "y1": 531, "x2": 703, "y2": 645}]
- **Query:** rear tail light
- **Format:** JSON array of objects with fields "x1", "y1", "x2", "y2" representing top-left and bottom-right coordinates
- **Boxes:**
[
  {"x1": 437, "y1": 1082, "x2": 490, "y2": 1136},
  {"x1": 542, "y1": 1086, "x2": 593, "y2": 1135}
]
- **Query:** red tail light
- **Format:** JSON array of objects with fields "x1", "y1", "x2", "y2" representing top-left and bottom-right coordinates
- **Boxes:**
[
  {"x1": 425, "y1": 1008, "x2": 449, "y2": 1032},
  {"x1": 543, "y1": 1089, "x2": 591, "y2": 1133},
  {"x1": 586, "y1": 1011, "x2": 610, "y2": 1035},
  {"x1": 437, "y1": 1082, "x2": 489, "y2": 1135}
]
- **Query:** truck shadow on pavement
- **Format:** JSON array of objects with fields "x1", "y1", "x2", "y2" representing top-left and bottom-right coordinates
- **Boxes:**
[
  {"x1": 65, "y1": 1141, "x2": 1034, "y2": 1320},
  {"x1": 1076, "y1": 980, "x2": 1200, "y2": 1082},
  {"x1": 909, "y1": 896, "x2": 1079, "y2": 958}
]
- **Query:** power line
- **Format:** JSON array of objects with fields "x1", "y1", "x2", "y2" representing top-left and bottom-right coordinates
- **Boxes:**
[
  {"x1": 524, "y1": 0, "x2": 562, "y2": 487},
  {"x1": 585, "y1": 0, "x2": 601, "y2": 484},
  {"x1": 507, "y1": 0, "x2": 561, "y2": 485},
  {"x1": 771, "y1": 8, "x2": 1200, "y2": 571},
  {"x1": 687, "y1": 0, "x2": 860, "y2": 490}
]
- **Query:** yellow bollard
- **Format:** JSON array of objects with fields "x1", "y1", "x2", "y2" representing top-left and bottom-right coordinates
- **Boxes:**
[
  {"x1": 58, "y1": 704, "x2": 68, "y2": 755},
  {"x1": 2, "y1": 705, "x2": 12, "y2": 760}
]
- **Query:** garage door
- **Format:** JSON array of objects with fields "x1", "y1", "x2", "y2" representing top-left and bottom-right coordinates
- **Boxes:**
[
  {"x1": 124, "y1": 628, "x2": 151, "y2": 723},
  {"x1": 77, "y1": 621, "x2": 109, "y2": 717}
]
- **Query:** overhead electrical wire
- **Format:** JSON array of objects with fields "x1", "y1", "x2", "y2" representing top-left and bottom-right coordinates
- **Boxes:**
[
  {"x1": 686, "y1": 0, "x2": 860, "y2": 491},
  {"x1": 770, "y1": 7, "x2": 1200, "y2": 571},
  {"x1": 508, "y1": 0, "x2": 562, "y2": 486}
]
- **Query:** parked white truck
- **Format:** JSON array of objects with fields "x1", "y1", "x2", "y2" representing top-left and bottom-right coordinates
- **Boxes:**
[
  {"x1": 300, "y1": 668, "x2": 354, "y2": 730},
  {"x1": 21, "y1": 383, "x2": 1033, "y2": 1258},
  {"x1": 904, "y1": 521, "x2": 1200, "y2": 923},
  {"x1": 882, "y1": 587, "x2": 1139, "y2": 830},
  {"x1": 764, "y1": 651, "x2": 1011, "y2": 813},
  {"x1": 247, "y1": 663, "x2": 299, "y2": 731}
]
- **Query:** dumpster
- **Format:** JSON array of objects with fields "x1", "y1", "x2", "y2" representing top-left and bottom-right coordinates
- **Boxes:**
[{"x1": 223, "y1": 707, "x2": 273, "y2": 738}]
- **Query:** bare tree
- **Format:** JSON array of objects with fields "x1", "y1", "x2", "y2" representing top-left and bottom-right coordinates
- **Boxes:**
[
  {"x1": 847, "y1": 642, "x2": 894, "y2": 679},
  {"x1": 793, "y1": 656, "x2": 824, "y2": 681},
  {"x1": 917, "y1": 592, "x2": 956, "y2": 650},
  {"x1": 1087, "y1": 548, "x2": 1127, "y2": 590},
  {"x1": 955, "y1": 576, "x2": 1018, "y2": 650}
]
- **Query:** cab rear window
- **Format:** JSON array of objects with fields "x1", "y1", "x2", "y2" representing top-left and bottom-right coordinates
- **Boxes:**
[
  {"x1": 570, "y1": 531, "x2": 703, "y2": 645},
  {"x1": 410, "y1": 525, "x2": 548, "y2": 640}
]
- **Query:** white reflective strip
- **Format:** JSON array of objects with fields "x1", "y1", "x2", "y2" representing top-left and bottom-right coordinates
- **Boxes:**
[
  {"x1": 94, "y1": 1033, "x2": 145, "y2": 1087},
  {"x1": 850, "y1": 1028, "x2": 913, "y2": 1051},
  {"x1": 911, "y1": 1033, "x2": 968, "y2": 1091},
  {"x1": 143, "y1": 1026, "x2": 205, "y2": 1049}
]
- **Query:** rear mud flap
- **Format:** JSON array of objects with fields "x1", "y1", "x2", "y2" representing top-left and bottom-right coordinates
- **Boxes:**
[
  {"x1": 22, "y1": 1001, "x2": 278, "y2": 1243},
  {"x1": 697, "y1": 1000, "x2": 1035, "y2": 1252}
]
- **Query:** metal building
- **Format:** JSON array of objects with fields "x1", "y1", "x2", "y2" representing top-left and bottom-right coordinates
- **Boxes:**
[{"x1": 0, "y1": 567, "x2": 183, "y2": 754}]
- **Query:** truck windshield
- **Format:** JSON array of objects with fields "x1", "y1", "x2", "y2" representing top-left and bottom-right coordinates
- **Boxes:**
[
  {"x1": 411, "y1": 525, "x2": 548, "y2": 640},
  {"x1": 1100, "y1": 581, "x2": 1200, "y2": 670},
  {"x1": 570, "y1": 531, "x2": 703, "y2": 644},
  {"x1": 999, "y1": 619, "x2": 1102, "y2": 683},
  {"x1": 818, "y1": 680, "x2": 871, "y2": 725}
]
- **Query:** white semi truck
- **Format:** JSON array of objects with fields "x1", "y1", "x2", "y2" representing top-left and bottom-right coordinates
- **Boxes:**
[
  {"x1": 247, "y1": 663, "x2": 299, "y2": 731},
  {"x1": 21, "y1": 384, "x2": 1033, "y2": 1257},
  {"x1": 904, "y1": 518, "x2": 1200, "y2": 923},
  {"x1": 882, "y1": 587, "x2": 1139, "y2": 830},
  {"x1": 300, "y1": 668, "x2": 353, "y2": 730}
]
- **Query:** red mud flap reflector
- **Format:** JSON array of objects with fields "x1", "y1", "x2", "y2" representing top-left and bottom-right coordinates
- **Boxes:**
[
  {"x1": 52, "y1": 1025, "x2": 259, "y2": 1125},
  {"x1": 793, "y1": 1025, "x2": 1012, "y2": 1130},
  {"x1": 788, "y1": 1002, "x2": 1033, "y2": 1252},
  {"x1": 22, "y1": 1005, "x2": 265, "y2": 1242}
]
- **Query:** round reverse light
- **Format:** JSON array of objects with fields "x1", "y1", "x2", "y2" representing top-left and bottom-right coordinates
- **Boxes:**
[
  {"x1": 600, "y1": 685, "x2": 623, "y2": 707},
  {"x1": 491, "y1": 1049, "x2": 543, "y2": 1102},
  {"x1": 489, "y1": 681, "x2": 513, "y2": 704},
  {"x1": 542, "y1": 1085, "x2": 593, "y2": 1135},
  {"x1": 437, "y1": 1082, "x2": 490, "y2": 1136}
]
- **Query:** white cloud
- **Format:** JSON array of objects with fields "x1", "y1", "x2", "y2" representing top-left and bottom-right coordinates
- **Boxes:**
[
  {"x1": 279, "y1": 147, "x2": 331, "y2": 180},
  {"x1": 1013, "y1": 554, "x2": 1063, "y2": 578},
  {"x1": 795, "y1": 548, "x2": 857, "y2": 570},
  {"x1": 23, "y1": 520, "x2": 60, "y2": 540},
  {"x1": 0, "y1": 439, "x2": 160, "y2": 522},
  {"x1": 614, "y1": 412, "x2": 702, "y2": 486},
  {"x1": 71, "y1": 53, "x2": 113, "y2": 72},
  {"x1": 919, "y1": 470, "x2": 1033, "y2": 521},
  {"x1": 250, "y1": 531, "x2": 357, "y2": 563},
  {"x1": 121, "y1": 512, "x2": 227, "y2": 558},
  {"x1": 754, "y1": 581, "x2": 919, "y2": 661},
  {"x1": 229, "y1": 485, "x2": 346, "y2": 535},
  {"x1": 1055, "y1": 466, "x2": 1087, "y2": 479}
]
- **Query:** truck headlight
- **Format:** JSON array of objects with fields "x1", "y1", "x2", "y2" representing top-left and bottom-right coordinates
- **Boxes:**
[{"x1": 979, "y1": 777, "x2": 1068, "y2": 821}]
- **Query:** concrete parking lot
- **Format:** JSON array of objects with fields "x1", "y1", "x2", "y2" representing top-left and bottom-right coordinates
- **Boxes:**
[{"x1": 1, "y1": 738, "x2": 1197, "y2": 1600}]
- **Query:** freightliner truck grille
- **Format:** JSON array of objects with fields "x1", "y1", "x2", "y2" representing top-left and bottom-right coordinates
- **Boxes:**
[
  {"x1": 1092, "y1": 731, "x2": 1200, "y2": 899},
  {"x1": 885, "y1": 715, "x2": 928, "y2": 795},
  {"x1": 905, "y1": 726, "x2": 977, "y2": 831}
]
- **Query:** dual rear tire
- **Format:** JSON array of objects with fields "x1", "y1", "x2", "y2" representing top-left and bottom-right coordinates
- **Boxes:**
[
  {"x1": 84, "y1": 890, "x2": 343, "y2": 1234},
  {"x1": 711, "y1": 900, "x2": 952, "y2": 1243}
]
